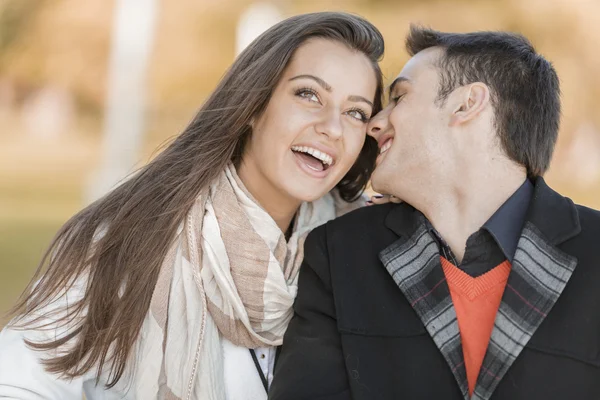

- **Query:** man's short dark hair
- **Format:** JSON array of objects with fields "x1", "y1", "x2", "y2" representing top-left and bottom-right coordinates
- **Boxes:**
[{"x1": 406, "y1": 25, "x2": 561, "y2": 177}]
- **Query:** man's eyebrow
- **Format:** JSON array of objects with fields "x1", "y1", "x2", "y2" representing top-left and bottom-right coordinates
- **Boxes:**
[
  {"x1": 289, "y1": 74, "x2": 332, "y2": 91},
  {"x1": 388, "y1": 76, "x2": 410, "y2": 98}
]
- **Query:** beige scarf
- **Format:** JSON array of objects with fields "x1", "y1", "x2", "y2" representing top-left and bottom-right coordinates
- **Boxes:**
[{"x1": 131, "y1": 164, "x2": 362, "y2": 399}]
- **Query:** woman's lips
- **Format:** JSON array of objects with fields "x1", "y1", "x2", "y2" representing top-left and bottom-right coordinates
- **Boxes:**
[{"x1": 292, "y1": 150, "x2": 332, "y2": 178}]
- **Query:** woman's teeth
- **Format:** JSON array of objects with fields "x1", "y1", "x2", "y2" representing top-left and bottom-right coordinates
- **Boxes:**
[
  {"x1": 380, "y1": 138, "x2": 393, "y2": 154},
  {"x1": 291, "y1": 145, "x2": 333, "y2": 166}
]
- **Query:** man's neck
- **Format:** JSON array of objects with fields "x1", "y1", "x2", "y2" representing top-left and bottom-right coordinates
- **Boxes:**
[{"x1": 417, "y1": 167, "x2": 527, "y2": 263}]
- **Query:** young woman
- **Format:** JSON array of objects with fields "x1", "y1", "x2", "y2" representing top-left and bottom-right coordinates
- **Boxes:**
[{"x1": 0, "y1": 11, "x2": 384, "y2": 400}]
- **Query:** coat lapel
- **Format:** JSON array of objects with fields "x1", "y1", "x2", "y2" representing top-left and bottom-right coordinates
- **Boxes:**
[
  {"x1": 471, "y1": 178, "x2": 580, "y2": 400},
  {"x1": 379, "y1": 205, "x2": 470, "y2": 400}
]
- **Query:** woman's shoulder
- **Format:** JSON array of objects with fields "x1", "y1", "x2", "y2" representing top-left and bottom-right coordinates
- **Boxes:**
[
  {"x1": 0, "y1": 276, "x2": 94, "y2": 393},
  {"x1": 0, "y1": 324, "x2": 90, "y2": 398}
]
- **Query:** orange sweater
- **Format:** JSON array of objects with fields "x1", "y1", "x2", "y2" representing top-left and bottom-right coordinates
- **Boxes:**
[{"x1": 440, "y1": 257, "x2": 512, "y2": 396}]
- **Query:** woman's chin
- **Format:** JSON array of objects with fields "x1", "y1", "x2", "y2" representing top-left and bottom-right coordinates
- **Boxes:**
[{"x1": 286, "y1": 186, "x2": 330, "y2": 204}]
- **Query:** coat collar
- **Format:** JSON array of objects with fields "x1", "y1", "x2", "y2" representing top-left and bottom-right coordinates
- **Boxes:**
[
  {"x1": 380, "y1": 177, "x2": 580, "y2": 400},
  {"x1": 380, "y1": 206, "x2": 469, "y2": 398}
]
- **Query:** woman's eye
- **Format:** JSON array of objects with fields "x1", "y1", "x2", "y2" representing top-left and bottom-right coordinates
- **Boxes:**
[
  {"x1": 296, "y1": 89, "x2": 319, "y2": 103},
  {"x1": 347, "y1": 109, "x2": 368, "y2": 123}
]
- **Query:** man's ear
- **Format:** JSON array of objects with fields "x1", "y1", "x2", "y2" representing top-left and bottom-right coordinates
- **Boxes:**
[{"x1": 449, "y1": 82, "x2": 490, "y2": 127}]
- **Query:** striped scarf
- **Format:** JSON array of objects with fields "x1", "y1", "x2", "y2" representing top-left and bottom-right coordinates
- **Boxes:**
[{"x1": 134, "y1": 164, "x2": 362, "y2": 399}]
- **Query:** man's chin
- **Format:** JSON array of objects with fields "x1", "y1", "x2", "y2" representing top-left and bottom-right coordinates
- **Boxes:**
[{"x1": 370, "y1": 171, "x2": 387, "y2": 195}]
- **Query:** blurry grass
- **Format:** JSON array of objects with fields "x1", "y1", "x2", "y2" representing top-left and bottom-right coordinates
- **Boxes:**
[
  {"x1": 0, "y1": 220, "x2": 61, "y2": 321},
  {"x1": 0, "y1": 132, "x2": 94, "y2": 327}
]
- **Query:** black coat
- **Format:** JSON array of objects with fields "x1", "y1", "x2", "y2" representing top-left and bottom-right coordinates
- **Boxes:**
[{"x1": 269, "y1": 178, "x2": 600, "y2": 400}]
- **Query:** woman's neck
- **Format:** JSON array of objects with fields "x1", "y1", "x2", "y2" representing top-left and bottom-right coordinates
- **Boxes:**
[{"x1": 236, "y1": 161, "x2": 301, "y2": 234}]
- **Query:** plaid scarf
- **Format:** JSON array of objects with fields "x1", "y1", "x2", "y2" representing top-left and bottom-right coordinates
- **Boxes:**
[{"x1": 133, "y1": 164, "x2": 362, "y2": 399}]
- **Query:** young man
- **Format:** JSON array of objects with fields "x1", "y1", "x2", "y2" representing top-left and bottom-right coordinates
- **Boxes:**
[{"x1": 269, "y1": 26, "x2": 600, "y2": 400}]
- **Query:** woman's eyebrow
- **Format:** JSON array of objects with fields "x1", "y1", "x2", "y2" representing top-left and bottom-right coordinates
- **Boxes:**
[{"x1": 289, "y1": 74, "x2": 332, "y2": 91}]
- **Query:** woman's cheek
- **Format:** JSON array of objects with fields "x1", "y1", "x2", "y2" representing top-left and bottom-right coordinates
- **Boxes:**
[{"x1": 341, "y1": 138, "x2": 364, "y2": 174}]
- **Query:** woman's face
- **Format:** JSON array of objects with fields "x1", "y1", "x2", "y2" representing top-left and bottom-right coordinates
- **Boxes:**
[{"x1": 239, "y1": 38, "x2": 378, "y2": 205}]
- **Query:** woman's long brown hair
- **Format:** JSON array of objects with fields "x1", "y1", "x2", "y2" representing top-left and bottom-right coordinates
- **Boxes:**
[{"x1": 7, "y1": 12, "x2": 384, "y2": 387}]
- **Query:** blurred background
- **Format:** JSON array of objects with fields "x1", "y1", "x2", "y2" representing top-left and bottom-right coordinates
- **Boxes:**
[{"x1": 1, "y1": 0, "x2": 600, "y2": 323}]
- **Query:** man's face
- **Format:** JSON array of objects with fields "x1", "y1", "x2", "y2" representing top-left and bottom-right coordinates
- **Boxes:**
[{"x1": 368, "y1": 47, "x2": 454, "y2": 199}]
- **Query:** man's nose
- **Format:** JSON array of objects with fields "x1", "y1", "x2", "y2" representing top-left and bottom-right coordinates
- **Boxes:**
[{"x1": 367, "y1": 106, "x2": 392, "y2": 140}]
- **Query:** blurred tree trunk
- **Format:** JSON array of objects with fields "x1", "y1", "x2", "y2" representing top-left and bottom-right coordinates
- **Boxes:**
[{"x1": 86, "y1": 0, "x2": 159, "y2": 202}]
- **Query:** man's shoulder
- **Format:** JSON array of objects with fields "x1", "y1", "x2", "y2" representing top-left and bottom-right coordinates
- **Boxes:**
[
  {"x1": 574, "y1": 202, "x2": 600, "y2": 239},
  {"x1": 306, "y1": 202, "x2": 411, "y2": 257},
  {"x1": 331, "y1": 201, "x2": 396, "y2": 226},
  {"x1": 324, "y1": 202, "x2": 407, "y2": 239},
  {"x1": 546, "y1": 198, "x2": 600, "y2": 257},
  {"x1": 575, "y1": 202, "x2": 600, "y2": 222}
]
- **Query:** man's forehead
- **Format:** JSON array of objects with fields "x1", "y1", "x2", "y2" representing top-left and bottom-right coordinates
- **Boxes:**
[{"x1": 391, "y1": 47, "x2": 441, "y2": 91}]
